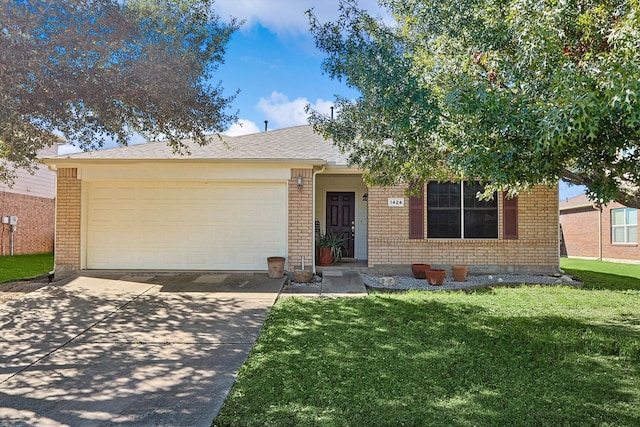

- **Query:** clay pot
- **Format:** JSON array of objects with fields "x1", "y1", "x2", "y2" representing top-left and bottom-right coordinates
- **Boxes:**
[
  {"x1": 294, "y1": 270, "x2": 313, "y2": 283},
  {"x1": 317, "y1": 247, "x2": 333, "y2": 266},
  {"x1": 425, "y1": 269, "x2": 446, "y2": 286},
  {"x1": 267, "y1": 256, "x2": 286, "y2": 278},
  {"x1": 411, "y1": 263, "x2": 430, "y2": 279},
  {"x1": 451, "y1": 265, "x2": 469, "y2": 282}
]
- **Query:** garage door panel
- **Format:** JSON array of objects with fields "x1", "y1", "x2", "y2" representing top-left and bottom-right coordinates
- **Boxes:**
[
  {"x1": 137, "y1": 229, "x2": 161, "y2": 246},
  {"x1": 164, "y1": 187, "x2": 186, "y2": 200},
  {"x1": 86, "y1": 181, "x2": 287, "y2": 270},
  {"x1": 140, "y1": 187, "x2": 162, "y2": 200}
]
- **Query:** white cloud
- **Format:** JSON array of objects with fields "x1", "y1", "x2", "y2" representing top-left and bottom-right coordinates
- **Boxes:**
[
  {"x1": 225, "y1": 119, "x2": 261, "y2": 136},
  {"x1": 214, "y1": 0, "x2": 390, "y2": 35},
  {"x1": 256, "y1": 91, "x2": 333, "y2": 128}
]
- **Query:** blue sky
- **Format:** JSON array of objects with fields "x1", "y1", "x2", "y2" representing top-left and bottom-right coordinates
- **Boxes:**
[{"x1": 212, "y1": 0, "x2": 371, "y2": 135}]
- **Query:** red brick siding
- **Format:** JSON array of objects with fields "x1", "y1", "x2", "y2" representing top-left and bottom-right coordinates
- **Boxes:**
[
  {"x1": 0, "y1": 192, "x2": 54, "y2": 255},
  {"x1": 602, "y1": 204, "x2": 640, "y2": 261},
  {"x1": 288, "y1": 168, "x2": 314, "y2": 271},
  {"x1": 368, "y1": 184, "x2": 559, "y2": 273},
  {"x1": 559, "y1": 207, "x2": 600, "y2": 258},
  {"x1": 561, "y1": 202, "x2": 639, "y2": 262},
  {"x1": 54, "y1": 168, "x2": 81, "y2": 274}
]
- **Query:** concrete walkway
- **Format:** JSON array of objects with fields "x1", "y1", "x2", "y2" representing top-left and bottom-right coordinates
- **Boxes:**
[
  {"x1": 0, "y1": 273, "x2": 284, "y2": 427},
  {"x1": 280, "y1": 270, "x2": 368, "y2": 298}
]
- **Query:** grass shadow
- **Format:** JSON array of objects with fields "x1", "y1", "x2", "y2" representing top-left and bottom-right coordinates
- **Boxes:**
[{"x1": 563, "y1": 268, "x2": 640, "y2": 291}]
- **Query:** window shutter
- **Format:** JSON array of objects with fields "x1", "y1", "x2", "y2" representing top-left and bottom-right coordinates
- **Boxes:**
[
  {"x1": 409, "y1": 186, "x2": 424, "y2": 239},
  {"x1": 503, "y1": 192, "x2": 518, "y2": 240}
]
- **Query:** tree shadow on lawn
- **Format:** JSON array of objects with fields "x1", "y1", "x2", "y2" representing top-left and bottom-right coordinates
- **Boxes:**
[
  {"x1": 216, "y1": 295, "x2": 640, "y2": 427},
  {"x1": 562, "y1": 268, "x2": 640, "y2": 291}
]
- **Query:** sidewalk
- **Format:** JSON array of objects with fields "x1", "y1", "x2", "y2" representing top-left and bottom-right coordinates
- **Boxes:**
[{"x1": 279, "y1": 270, "x2": 367, "y2": 298}]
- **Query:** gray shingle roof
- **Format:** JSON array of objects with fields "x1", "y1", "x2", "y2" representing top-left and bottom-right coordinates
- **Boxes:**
[
  {"x1": 49, "y1": 125, "x2": 351, "y2": 166},
  {"x1": 559, "y1": 194, "x2": 596, "y2": 211}
]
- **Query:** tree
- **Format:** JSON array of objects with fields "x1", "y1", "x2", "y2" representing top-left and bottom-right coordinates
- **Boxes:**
[
  {"x1": 1, "y1": 0, "x2": 239, "y2": 184},
  {"x1": 307, "y1": 0, "x2": 640, "y2": 208}
]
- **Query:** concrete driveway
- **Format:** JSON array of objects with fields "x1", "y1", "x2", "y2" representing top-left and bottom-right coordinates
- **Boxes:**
[{"x1": 0, "y1": 273, "x2": 284, "y2": 426}]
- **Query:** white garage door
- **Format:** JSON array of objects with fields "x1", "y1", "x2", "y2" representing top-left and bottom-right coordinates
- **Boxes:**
[{"x1": 86, "y1": 181, "x2": 287, "y2": 270}]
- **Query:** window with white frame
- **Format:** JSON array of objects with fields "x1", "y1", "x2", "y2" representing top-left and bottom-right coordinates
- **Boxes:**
[
  {"x1": 427, "y1": 181, "x2": 498, "y2": 239},
  {"x1": 611, "y1": 208, "x2": 638, "y2": 244}
]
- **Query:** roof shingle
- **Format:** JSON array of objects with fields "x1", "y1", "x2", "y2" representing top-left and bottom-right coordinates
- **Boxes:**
[{"x1": 49, "y1": 125, "x2": 350, "y2": 166}]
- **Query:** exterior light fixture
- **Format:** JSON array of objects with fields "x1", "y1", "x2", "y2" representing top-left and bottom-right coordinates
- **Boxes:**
[
  {"x1": 297, "y1": 175, "x2": 303, "y2": 189},
  {"x1": 362, "y1": 193, "x2": 368, "y2": 202}
]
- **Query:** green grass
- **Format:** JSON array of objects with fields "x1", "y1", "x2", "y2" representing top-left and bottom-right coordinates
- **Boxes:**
[
  {"x1": 215, "y1": 262, "x2": 640, "y2": 426},
  {"x1": 0, "y1": 253, "x2": 54, "y2": 283},
  {"x1": 561, "y1": 258, "x2": 640, "y2": 291}
]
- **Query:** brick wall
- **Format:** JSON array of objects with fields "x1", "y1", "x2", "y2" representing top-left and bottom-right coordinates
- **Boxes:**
[
  {"x1": 288, "y1": 168, "x2": 314, "y2": 271},
  {"x1": 559, "y1": 207, "x2": 600, "y2": 258},
  {"x1": 0, "y1": 191, "x2": 54, "y2": 255},
  {"x1": 54, "y1": 168, "x2": 81, "y2": 275},
  {"x1": 560, "y1": 202, "x2": 639, "y2": 262},
  {"x1": 368, "y1": 184, "x2": 560, "y2": 273},
  {"x1": 601, "y1": 204, "x2": 640, "y2": 262}
]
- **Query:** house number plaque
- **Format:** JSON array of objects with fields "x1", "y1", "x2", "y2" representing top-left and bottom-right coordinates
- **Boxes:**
[{"x1": 388, "y1": 198, "x2": 405, "y2": 207}]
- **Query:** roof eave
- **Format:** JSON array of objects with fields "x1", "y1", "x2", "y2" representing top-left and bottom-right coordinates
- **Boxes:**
[{"x1": 41, "y1": 157, "x2": 333, "y2": 169}]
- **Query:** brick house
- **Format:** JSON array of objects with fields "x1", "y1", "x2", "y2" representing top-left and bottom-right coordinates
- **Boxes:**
[
  {"x1": 560, "y1": 194, "x2": 639, "y2": 263},
  {"x1": 43, "y1": 125, "x2": 560, "y2": 276},
  {"x1": 0, "y1": 143, "x2": 58, "y2": 256}
]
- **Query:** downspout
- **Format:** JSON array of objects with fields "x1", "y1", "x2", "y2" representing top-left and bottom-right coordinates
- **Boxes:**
[
  {"x1": 312, "y1": 164, "x2": 326, "y2": 275},
  {"x1": 598, "y1": 205, "x2": 603, "y2": 260}
]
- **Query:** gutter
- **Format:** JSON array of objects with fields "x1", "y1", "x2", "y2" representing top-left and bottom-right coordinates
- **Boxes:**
[{"x1": 41, "y1": 157, "x2": 331, "y2": 169}]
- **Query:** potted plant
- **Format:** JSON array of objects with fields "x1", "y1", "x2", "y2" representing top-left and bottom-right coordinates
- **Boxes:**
[{"x1": 316, "y1": 232, "x2": 345, "y2": 266}]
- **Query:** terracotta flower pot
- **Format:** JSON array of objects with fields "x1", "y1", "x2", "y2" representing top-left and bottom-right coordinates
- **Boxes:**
[
  {"x1": 317, "y1": 247, "x2": 333, "y2": 266},
  {"x1": 451, "y1": 265, "x2": 469, "y2": 282},
  {"x1": 425, "y1": 269, "x2": 446, "y2": 286},
  {"x1": 411, "y1": 263, "x2": 430, "y2": 279},
  {"x1": 267, "y1": 256, "x2": 286, "y2": 278},
  {"x1": 294, "y1": 270, "x2": 313, "y2": 283}
]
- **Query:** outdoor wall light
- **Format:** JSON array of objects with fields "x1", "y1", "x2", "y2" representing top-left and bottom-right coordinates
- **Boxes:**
[
  {"x1": 297, "y1": 175, "x2": 303, "y2": 189},
  {"x1": 362, "y1": 193, "x2": 368, "y2": 202}
]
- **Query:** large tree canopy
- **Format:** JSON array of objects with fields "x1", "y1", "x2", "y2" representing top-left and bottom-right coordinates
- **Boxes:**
[
  {"x1": 1, "y1": 0, "x2": 239, "y2": 184},
  {"x1": 307, "y1": 0, "x2": 640, "y2": 207}
]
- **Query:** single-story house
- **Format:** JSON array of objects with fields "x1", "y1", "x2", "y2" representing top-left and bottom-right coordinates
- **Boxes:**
[
  {"x1": 1, "y1": 142, "x2": 59, "y2": 256},
  {"x1": 560, "y1": 194, "x2": 639, "y2": 263},
  {"x1": 43, "y1": 125, "x2": 560, "y2": 276}
]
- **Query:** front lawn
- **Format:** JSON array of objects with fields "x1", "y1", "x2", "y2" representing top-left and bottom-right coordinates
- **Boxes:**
[
  {"x1": 214, "y1": 273, "x2": 640, "y2": 426},
  {"x1": 561, "y1": 258, "x2": 640, "y2": 290},
  {"x1": 0, "y1": 253, "x2": 54, "y2": 283}
]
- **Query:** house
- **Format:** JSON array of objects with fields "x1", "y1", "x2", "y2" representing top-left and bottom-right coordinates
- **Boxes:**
[
  {"x1": 42, "y1": 125, "x2": 560, "y2": 276},
  {"x1": 560, "y1": 194, "x2": 639, "y2": 263},
  {"x1": 1, "y1": 143, "x2": 59, "y2": 256}
]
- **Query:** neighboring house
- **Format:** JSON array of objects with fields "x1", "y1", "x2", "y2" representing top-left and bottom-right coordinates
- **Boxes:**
[
  {"x1": 42, "y1": 125, "x2": 560, "y2": 276},
  {"x1": 0, "y1": 143, "x2": 58, "y2": 256},
  {"x1": 560, "y1": 194, "x2": 639, "y2": 263}
]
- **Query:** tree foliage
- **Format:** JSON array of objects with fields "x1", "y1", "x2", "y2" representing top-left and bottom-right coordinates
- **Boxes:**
[
  {"x1": 1, "y1": 0, "x2": 239, "y2": 184},
  {"x1": 307, "y1": 0, "x2": 640, "y2": 207}
]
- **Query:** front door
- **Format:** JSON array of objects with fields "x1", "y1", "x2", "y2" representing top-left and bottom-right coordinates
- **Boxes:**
[{"x1": 326, "y1": 192, "x2": 355, "y2": 258}]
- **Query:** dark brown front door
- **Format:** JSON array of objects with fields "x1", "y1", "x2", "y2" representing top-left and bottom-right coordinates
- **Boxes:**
[{"x1": 326, "y1": 192, "x2": 355, "y2": 258}]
